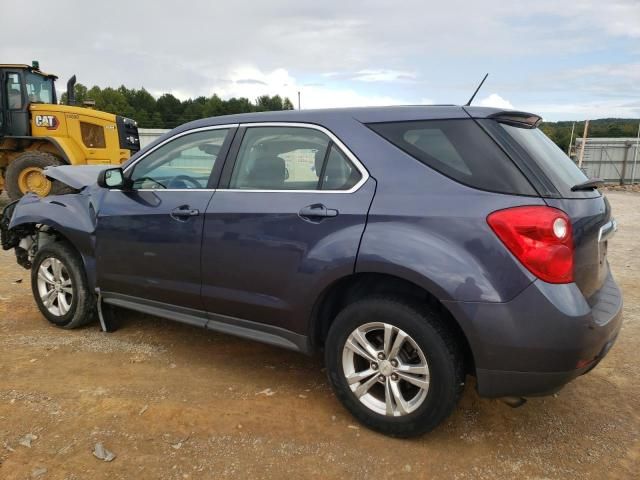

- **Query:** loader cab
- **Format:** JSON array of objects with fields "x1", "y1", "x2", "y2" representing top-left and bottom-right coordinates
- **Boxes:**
[{"x1": 0, "y1": 64, "x2": 57, "y2": 137}]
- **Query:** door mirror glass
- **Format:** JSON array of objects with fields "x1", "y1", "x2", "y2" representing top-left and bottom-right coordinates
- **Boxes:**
[{"x1": 98, "y1": 167, "x2": 125, "y2": 189}]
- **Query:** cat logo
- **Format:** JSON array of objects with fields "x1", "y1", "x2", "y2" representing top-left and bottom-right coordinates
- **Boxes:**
[{"x1": 34, "y1": 115, "x2": 59, "y2": 130}]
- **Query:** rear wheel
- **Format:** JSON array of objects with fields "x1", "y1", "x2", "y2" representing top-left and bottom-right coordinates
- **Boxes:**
[
  {"x1": 31, "y1": 241, "x2": 96, "y2": 329},
  {"x1": 5, "y1": 151, "x2": 67, "y2": 200},
  {"x1": 325, "y1": 297, "x2": 464, "y2": 437}
]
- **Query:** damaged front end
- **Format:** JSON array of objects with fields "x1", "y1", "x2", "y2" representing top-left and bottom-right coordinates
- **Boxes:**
[
  {"x1": 1, "y1": 198, "x2": 74, "y2": 270},
  {"x1": 1, "y1": 200, "x2": 36, "y2": 268},
  {"x1": 1, "y1": 165, "x2": 106, "y2": 288}
]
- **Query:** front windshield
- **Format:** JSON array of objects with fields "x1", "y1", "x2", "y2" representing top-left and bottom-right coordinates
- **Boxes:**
[{"x1": 25, "y1": 72, "x2": 54, "y2": 104}]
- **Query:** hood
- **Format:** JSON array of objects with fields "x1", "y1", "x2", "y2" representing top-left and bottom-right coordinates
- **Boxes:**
[{"x1": 44, "y1": 165, "x2": 110, "y2": 190}]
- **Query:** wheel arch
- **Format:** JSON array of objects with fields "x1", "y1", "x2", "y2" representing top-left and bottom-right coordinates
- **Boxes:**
[
  {"x1": 9, "y1": 137, "x2": 74, "y2": 164},
  {"x1": 8, "y1": 196, "x2": 97, "y2": 290},
  {"x1": 309, "y1": 272, "x2": 476, "y2": 374}
]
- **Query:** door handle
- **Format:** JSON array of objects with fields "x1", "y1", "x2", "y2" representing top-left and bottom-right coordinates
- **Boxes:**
[
  {"x1": 299, "y1": 204, "x2": 338, "y2": 221},
  {"x1": 170, "y1": 206, "x2": 200, "y2": 220}
]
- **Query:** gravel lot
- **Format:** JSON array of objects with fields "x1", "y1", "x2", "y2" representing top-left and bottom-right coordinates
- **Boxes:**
[{"x1": 0, "y1": 191, "x2": 638, "y2": 479}]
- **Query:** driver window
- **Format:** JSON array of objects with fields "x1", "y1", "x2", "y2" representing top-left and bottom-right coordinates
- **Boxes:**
[
  {"x1": 130, "y1": 129, "x2": 229, "y2": 190},
  {"x1": 6, "y1": 73, "x2": 23, "y2": 110}
]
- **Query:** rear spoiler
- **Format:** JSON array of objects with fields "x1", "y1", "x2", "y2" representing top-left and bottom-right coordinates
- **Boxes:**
[{"x1": 488, "y1": 111, "x2": 542, "y2": 129}]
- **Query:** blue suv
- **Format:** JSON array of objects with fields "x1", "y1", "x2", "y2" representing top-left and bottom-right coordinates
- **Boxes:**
[{"x1": 0, "y1": 106, "x2": 623, "y2": 437}]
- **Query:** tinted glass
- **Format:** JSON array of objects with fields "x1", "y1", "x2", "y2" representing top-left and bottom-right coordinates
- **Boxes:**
[
  {"x1": 6, "y1": 73, "x2": 22, "y2": 109},
  {"x1": 131, "y1": 129, "x2": 228, "y2": 189},
  {"x1": 499, "y1": 123, "x2": 589, "y2": 196},
  {"x1": 80, "y1": 122, "x2": 106, "y2": 148},
  {"x1": 320, "y1": 145, "x2": 361, "y2": 190},
  {"x1": 369, "y1": 120, "x2": 536, "y2": 195},
  {"x1": 25, "y1": 72, "x2": 54, "y2": 104},
  {"x1": 230, "y1": 127, "x2": 330, "y2": 190}
]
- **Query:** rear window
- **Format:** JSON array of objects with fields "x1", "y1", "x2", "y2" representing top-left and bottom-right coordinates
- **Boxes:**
[
  {"x1": 498, "y1": 124, "x2": 591, "y2": 197},
  {"x1": 368, "y1": 119, "x2": 536, "y2": 195}
]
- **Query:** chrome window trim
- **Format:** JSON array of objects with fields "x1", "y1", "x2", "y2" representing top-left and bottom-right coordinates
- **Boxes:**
[
  {"x1": 119, "y1": 121, "x2": 370, "y2": 194},
  {"x1": 122, "y1": 123, "x2": 239, "y2": 178},
  {"x1": 217, "y1": 122, "x2": 370, "y2": 194}
]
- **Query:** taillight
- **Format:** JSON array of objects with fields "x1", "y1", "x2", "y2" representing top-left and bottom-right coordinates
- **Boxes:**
[{"x1": 487, "y1": 206, "x2": 574, "y2": 284}]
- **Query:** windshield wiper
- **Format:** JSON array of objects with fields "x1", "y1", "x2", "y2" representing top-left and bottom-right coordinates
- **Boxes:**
[{"x1": 571, "y1": 178, "x2": 604, "y2": 191}]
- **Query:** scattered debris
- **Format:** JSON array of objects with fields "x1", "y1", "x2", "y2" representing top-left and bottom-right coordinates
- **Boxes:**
[
  {"x1": 93, "y1": 442, "x2": 116, "y2": 462},
  {"x1": 347, "y1": 425, "x2": 359, "y2": 430},
  {"x1": 19, "y1": 433, "x2": 38, "y2": 448},
  {"x1": 13, "y1": 279, "x2": 23, "y2": 284},
  {"x1": 403, "y1": 464, "x2": 412, "y2": 472},
  {"x1": 169, "y1": 363, "x2": 177, "y2": 369},
  {"x1": 138, "y1": 404, "x2": 149, "y2": 416},
  {"x1": 256, "y1": 388, "x2": 275, "y2": 396},
  {"x1": 298, "y1": 394, "x2": 307, "y2": 399},
  {"x1": 4, "y1": 441, "x2": 15, "y2": 452}
]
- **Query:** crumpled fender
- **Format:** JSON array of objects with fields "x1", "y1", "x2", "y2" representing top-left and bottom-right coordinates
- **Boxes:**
[
  {"x1": 44, "y1": 164, "x2": 111, "y2": 190},
  {"x1": 9, "y1": 190, "x2": 106, "y2": 290}
]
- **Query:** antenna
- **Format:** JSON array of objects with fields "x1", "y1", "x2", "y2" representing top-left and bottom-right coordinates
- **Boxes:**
[{"x1": 465, "y1": 73, "x2": 489, "y2": 106}]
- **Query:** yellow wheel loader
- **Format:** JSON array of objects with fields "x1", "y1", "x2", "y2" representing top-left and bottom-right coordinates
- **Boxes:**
[{"x1": 0, "y1": 62, "x2": 139, "y2": 199}]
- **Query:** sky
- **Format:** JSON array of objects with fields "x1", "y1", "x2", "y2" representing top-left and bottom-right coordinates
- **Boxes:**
[{"x1": 1, "y1": 0, "x2": 639, "y2": 121}]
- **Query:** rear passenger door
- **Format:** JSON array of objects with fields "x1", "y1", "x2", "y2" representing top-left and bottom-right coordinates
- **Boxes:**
[{"x1": 200, "y1": 123, "x2": 375, "y2": 335}]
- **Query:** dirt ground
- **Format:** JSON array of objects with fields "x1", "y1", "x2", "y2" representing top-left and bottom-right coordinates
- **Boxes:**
[{"x1": 0, "y1": 191, "x2": 638, "y2": 480}]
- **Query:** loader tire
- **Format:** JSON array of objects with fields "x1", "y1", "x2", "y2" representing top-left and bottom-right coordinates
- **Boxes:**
[{"x1": 6, "y1": 152, "x2": 68, "y2": 200}]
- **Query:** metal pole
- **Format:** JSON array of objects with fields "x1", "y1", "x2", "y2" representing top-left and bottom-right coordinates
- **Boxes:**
[
  {"x1": 578, "y1": 120, "x2": 589, "y2": 169},
  {"x1": 631, "y1": 121, "x2": 640, "y2": 185},
  {"x1": 621, "y1": 141, "x2": 631, "y2": 186},
  {"x1": 567, "y1": 122, "x2": 575, "y2": 157},
  {"x1": 297, "y1": 91, "x2": 301, "y2": 110}
]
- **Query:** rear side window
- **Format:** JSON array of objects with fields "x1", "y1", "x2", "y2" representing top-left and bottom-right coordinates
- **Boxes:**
[
  {"x1": 229, "y1": 126, "x2": 361, "y2": 191},
  {"x1": 368, "y1": 120, "x2": 536, "y2": 195}
]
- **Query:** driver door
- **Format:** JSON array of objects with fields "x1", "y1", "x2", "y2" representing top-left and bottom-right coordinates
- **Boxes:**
[{"x1": 95, "y1": 126, "x2": 235, "y2": 311}]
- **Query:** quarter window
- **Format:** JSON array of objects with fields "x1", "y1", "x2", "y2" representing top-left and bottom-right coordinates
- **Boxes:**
[
  {"x1": 229, "y1": 126, "x2": 361, "y2": 191},
  {"x1": 320, "y1": 145, "x2": 361, "y2": 190},
  {"x1": 130, "y1": 129, "x2": 229, "y2": 190},
  {"x1": 369, "y1": 120, "x2": 536, "y2": 195}
]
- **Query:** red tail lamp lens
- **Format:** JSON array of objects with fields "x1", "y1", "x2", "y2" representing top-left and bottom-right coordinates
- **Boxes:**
[{"x1": 487, "y1": 206, "x2": 574, "y2": 284}]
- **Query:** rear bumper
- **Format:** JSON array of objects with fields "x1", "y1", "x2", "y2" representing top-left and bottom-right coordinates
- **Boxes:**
[{"x1": 444, "y1": 269, "x2": 623, "y2": 398}]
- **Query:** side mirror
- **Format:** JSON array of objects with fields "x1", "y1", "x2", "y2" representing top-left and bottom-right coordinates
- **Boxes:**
[{"x1": 98, "y1": 168, "x2": 129, "y2": 189}]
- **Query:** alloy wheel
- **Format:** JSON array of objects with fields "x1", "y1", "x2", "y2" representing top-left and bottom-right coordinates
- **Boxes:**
[
  {"x1": 342, "y1": 322, "x2": 430, "y2": 416},
  {"x1": 36, "y1": 257, "x2": 73, "y2": 316}
]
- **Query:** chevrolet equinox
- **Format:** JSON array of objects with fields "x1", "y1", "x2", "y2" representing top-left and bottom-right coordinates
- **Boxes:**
[{"x1": 0, "y1": 106, "x2": 623, "y2": 437}]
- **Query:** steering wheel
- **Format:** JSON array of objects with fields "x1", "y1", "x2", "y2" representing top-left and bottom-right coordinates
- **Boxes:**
[
  {"x1": 134, "y1": 176, "x2": 166, "y2": 189},
  {"x1": 167, "y1": 175, "x2": 202, "y2": 189}
]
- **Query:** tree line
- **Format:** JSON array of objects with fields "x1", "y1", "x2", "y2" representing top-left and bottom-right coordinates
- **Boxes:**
[
  {"x1": 540, "y1": 119, "x2": 640, "y2": 154},
  {"x1": 61, "y1": 84, "x2": 295, "y2": 129}
]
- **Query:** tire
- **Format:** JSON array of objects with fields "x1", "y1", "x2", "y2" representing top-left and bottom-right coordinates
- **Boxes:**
[
  {"x1": 325, "y1": 297, "x2": 464, "y2": 437},
  {"x1": 31, "y1": 241, "x2": 96, "y2": 329},
  {"x1": 5, "y1": 151, "x2": 69, "y2": 200}
]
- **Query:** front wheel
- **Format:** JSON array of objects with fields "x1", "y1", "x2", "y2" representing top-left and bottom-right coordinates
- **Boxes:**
[
  {"x1": 31, "y1": 241, "x2": 96, "y2": 329},
  {"x1": 325, "y1": 297, "x2": 464, "y2": 437}
]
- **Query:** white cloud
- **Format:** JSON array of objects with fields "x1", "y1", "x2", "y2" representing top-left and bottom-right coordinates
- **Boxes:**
[
  {"x1": 351, "y1": 70, "x2": 417, "y2": 83},
  {"x1": 164, "y1": 65, "x2": 412, "y2": 109},
  {"x1": 477, "y1": 93, "x2": 515, "y2": 109}
]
